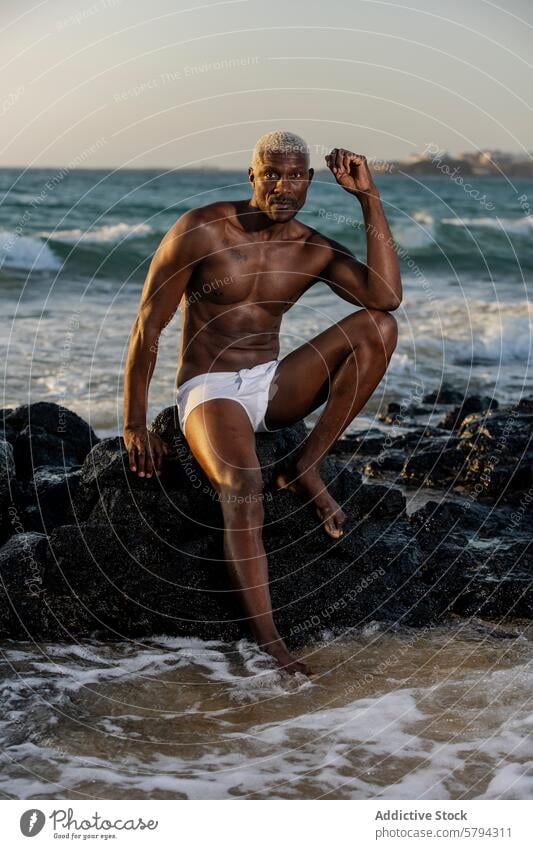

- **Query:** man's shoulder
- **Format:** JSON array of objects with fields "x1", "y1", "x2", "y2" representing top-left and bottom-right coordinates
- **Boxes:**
[
  {"x1": 305, "y1": 226, "x2": 356, "y2": 261},
  {"x1": 174, "y1": 201, "x2": 238, "y2": 230},
  {"x1": 161, "y1": 202, "x2": 236, "y2": 261},
  {"x1": 303, "y1": 225, "x2": 337, "y2": 257}
]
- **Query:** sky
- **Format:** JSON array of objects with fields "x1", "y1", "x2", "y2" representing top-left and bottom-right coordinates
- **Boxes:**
[{"x1": 1, "y1": 0, "x2": 532, "y2": 169}]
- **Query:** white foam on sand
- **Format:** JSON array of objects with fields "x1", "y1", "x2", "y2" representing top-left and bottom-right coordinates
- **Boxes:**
[{"x1": 1, "y1": 631, "x2": 532, "y2": 800}]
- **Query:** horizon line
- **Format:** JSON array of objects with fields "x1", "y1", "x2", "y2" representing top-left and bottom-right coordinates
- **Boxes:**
[{"x1": 0, "y1": 164, "x2": 531, "y2": 174}]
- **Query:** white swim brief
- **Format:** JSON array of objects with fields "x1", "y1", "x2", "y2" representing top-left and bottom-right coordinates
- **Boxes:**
[{"x1": 176, "y1": 359, "x2": 280, "y2": 433}]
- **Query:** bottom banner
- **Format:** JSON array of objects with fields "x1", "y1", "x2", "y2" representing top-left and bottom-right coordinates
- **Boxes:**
[{"x1": 3, "y1": 799, "x2": 531, "y2": 847}]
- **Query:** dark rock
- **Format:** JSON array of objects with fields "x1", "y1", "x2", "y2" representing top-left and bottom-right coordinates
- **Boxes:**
[
  {"x1": 395, "y1": 427, "x2": 452, "y2": 449},
  {"x1": 354, "y1": 483, "x2": 406, "y2": 519},
  {"x1": 410, "y1": 499, "x2": 478, "y2": 549},
  {"x1": 0, "y1": 408, "x2": 18, "y2": 445},
  {"x1": 440, "y1": 395, "x2": 499, "y2": 431},
  {"x1": 0, "y1": 532, "x2": 49, "y2": 637},
  {"x1": 73, "y1": 412, "x2": 312, "y2": 539},
  {"x1": 409, "y1": 498, "x2": 532, "y2": 620},
  {"x1": 0, "y1": 439, "x2": 15, "y2": 505},
  {"x1": 331, "y1": 428, "x2": 388, "y2": 457},
  {"x1": 410, "y1": 499, "x2": 509, "y2": 542},
  {"x1": 423, "y1": 385, "x2": 464, "y2": 405},
  {"x1": 401, "y1": 447, "x2": 467, "y2": 486},
  {"x1": 73, "y1": 436, "x2": 208, "y2": 541},
  {"x1": 13, "y1": 425, "x2": 79, "y2": 479},
  {"x1": 457, "y1": 404, "x2": 533, "y2": 499},
  {"x1": 5, "y1": 401, "x2": 99, "y2": 480},
  {"x1": 363, "y1": 400, "x2": 533, "y2": 502},
  {"x1": 452, "y1": 540, "x2": 533, "y2": 619},
  {"x1": 0, "y1": 406, "x2": 432, "y2": 642},
  {"x1": 0, "y1": 503, "x2": 426, "y2": 644},
  {"x1": 1, "y1": 400, "x2": 531, "y2": 644},
  {"x1": 0, "y1": 440, "x2": 16, "y2": 543},
  {"x1": 378, "y1": 402, "x2": 432, "y2": 424},
  {"x1": 459, "y1": 405, "x2": 531, "y2": 454},
  {"x1": 337, "y1": 427, "x2": 453, "y2": 480},
  {"x1": 364, "y1": 450, "x2": 406, "y2": 477},
  {"x1": 17, "y1": 466, "x2": 83, "y2": 534}
]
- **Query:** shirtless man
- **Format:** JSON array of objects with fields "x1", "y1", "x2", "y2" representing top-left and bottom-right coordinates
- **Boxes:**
[{"x1": 123, "y1": 131, "x2": 401, "y2": 675}]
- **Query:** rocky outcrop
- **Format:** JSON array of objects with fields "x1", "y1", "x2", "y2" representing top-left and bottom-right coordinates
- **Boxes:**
[
  {"x1": 3, "y1": 401, "x2": 99, "y2": 480},
  {"x1": 0, "y1": 396, "x2": 531, "y2": 644},
  {"x1": 345, "y1": 398, "x2": 532, "y2": 502}
]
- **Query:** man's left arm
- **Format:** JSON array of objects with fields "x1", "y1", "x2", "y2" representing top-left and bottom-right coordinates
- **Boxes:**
[{"x1": 320, "y1": 148, "x2": 402, "y2": 311}]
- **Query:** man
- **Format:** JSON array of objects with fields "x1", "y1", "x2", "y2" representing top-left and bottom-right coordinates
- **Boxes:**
[{"x1": 123, "y1": 131, "x2": 401, "y2": 675}]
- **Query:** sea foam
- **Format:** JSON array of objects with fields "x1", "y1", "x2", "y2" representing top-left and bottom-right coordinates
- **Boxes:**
[{"x1": 0, "y1": 231, "x2": 61, "y2": 272}]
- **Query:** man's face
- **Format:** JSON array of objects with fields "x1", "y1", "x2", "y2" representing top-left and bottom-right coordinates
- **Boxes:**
[{"x1": 249, "y1": 151, "x2": 313, "y2": 222}]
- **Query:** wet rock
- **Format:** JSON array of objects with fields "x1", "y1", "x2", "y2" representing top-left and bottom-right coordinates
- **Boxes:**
[
  {"x1": 410, "y1": 499, "x2": 482, "y2": 550},
  {"x1": 378, "y1": 401, "x2": 433, "y2": 424},
  {"x1": 343, "y1": 426, "x2": 456, "y2": 481},
  {"x1": 364, "y1": 450, "x2": 406, "y2": 477},
  {"x1": 394, "y1": 426, "x2": 452, "y2": 449},
  {"x1": 17, "y1": 466, "x2": 83, "y2": 534},
  {"x1": 423, "y1": 385, "x2": 464, "y2": 405},
  {"x1": 354, "y1": 482, "x2": 406, "y2": 519},
  {"x1": 5, "y1": 401, "x2": 99, "y2": 480},
  {"x1": 0, "y1": 440, "x2": 16, "y2": 543},
  {"x1": 440, "y1": 395, "x2": 499, "y2": 431},
  {"x1": 401, "y1": 447, "x2": 467, "y2": 486},
  {"x1": 452, "y1": 539, "x2": 532, "y2": 619},
  {"x1": 365, "y1": 399, "x2": 532, "y2": 503},
  {"x1": 457, "y1": 403, "x2": 533, "y2": 500},
  {"x1": 0, "y1": 409, "x2": 18, "y2": 445},
  {"x1": 408, "y1": 498, "x2": 532, "y2": 621},
  {"x1": 0, "y1": 513, "x2": 425, "y2": 644},
  {"x1": 0, "y1": 490, "x2": 422, "y2": 644},
  {"x1": 410, "y1": 498, "x2": 510, "y2": 542},
  {"x1": 332, "y1": 428, "x2": 388, "y2": 457},
  {"x1": 0, "y1": 532, "x2": 49, "y2": 637},
  {"x1": 459, "y1": 403, "x2": 531, "y2": 454},
  {"x1": 0, "y1": 439, "x2": 15, "y2": 504},
  {"x1": 0, "y1": 399, "x2": 531, "y2": 644},
  {"x1": 0, "y1": 405, "x2": 426, "y2": 643}
]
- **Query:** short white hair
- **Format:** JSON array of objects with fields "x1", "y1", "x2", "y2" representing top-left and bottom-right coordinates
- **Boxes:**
[{"x1": 251, "y1": 131, "x2": 310, "y2": 169}]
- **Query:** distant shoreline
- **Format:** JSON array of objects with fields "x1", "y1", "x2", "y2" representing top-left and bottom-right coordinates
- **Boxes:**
[{"x1": 1, "y1": 164, "x2": 533, "y2": 177}]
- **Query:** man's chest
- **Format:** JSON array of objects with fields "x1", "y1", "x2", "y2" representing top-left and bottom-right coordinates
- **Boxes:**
[{"x1": 190, "y1": 236, "x2": 327, "y2": 306}]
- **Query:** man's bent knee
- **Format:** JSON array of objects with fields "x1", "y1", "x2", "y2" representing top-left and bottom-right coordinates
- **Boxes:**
[
  {"x1": 213, "y1": 467, "x2": 265, "y2": 517},
  {"x1": 221, "y1": 491, "x2": 265, "y2": 531},
  {"x1": 359, "y1": 309, "x2": 398, "y2": 353}
]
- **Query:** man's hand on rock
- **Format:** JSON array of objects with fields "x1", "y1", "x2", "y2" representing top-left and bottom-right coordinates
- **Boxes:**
[
  {"x1": 325, "y1": 148, "x2": 379, "y2": 201},
  {"x1": 123, "y1": 425, "x2": 168, "y2": 478}
]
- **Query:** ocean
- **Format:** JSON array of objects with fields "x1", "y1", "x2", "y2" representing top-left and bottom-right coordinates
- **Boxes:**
[
  {"x1": 0, "y1": 168, "x2": 531, "y2": 434},
  {"x1": 2, "y1": 624, "x2": 533, "y2": 799},
  {"x1": 0, "y1": 168, "x2": 532, "y2": 799}
]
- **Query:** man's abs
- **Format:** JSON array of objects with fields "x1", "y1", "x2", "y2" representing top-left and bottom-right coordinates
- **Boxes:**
[
  {"x1": 174, "y1": 218, "x2": 329, "y2": 386},
  {"x1": 176, "y1": 300, "x2": 283, "y2": 386}
]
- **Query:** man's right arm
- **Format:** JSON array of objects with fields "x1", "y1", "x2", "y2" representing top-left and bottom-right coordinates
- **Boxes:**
[{"x1": 123, "y1": 209, "x2": 204, "y2": 477}]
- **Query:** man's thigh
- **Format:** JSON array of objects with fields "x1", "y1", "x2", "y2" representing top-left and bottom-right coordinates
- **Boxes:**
[
  {"x1": 183, "y1": 398, "x2": 260, "y2": 486},
  {"x1": 264, "y1": 311, "x2": 363, "y2": 429}
]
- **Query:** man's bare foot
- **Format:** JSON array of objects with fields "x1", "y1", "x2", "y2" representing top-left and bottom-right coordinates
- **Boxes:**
[
  {"x1": 260, "y1": 638, "x2": 314, "y2": 676},
  {"x1": 276, "y1": 460, "x2": 347, "y2": 539}
]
